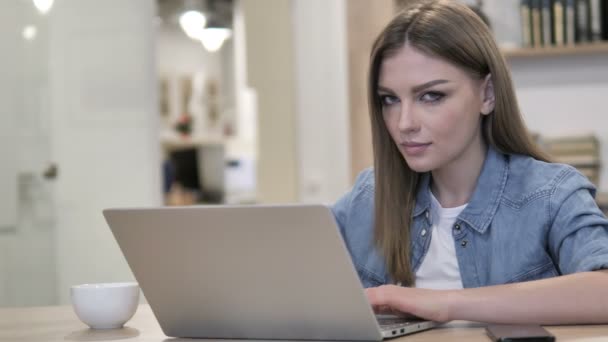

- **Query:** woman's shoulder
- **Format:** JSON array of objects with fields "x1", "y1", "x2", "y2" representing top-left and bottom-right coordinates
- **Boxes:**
[
  {"x1": 336, "y1": 168, "x2": 375, "y2": 210},
  {"x1": 334, "y1": 168, "x2": 375, "y2": 214},
  {"x1": 505, "y1": 153, "x2": 595, "y2": 201},
  {"x1": 352, "y1": 167, "x2": 375, "y2": 193}
]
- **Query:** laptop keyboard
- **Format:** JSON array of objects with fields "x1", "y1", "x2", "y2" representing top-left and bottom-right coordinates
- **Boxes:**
[{"x1": 377, "y1": 317, "x2": 423, "y2": 329}]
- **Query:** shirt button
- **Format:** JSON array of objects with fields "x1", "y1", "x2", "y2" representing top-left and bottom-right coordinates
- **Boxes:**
[
  {"x1": 454, "y1": 223, "x2": 461, "y2": 231},
  {"x1": 425, "y1": 210, "x2": 430, "y2": 219},
  {"x1": 461, "y1": 240, "x2": 468, "y2": 247},
  {"x1": 421, "y1": 229, "x2": 427, "y2": 237}
]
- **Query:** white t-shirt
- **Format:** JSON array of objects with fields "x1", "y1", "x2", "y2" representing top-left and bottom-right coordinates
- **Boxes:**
[{"x1": 415, "y1": 192, "x2": 467, "y2": 290}]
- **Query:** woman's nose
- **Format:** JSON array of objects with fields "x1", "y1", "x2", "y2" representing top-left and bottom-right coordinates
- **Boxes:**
[{"x1": 398, "y1": 104, "x2": 419, "y2": 133}]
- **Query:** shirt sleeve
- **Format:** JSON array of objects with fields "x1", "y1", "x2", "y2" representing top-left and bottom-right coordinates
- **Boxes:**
[
  {"x1": 330, "y1": 168, "x2": 373, "y2": 240},
  {"x1": 548, "y1": 168, "x2": 608, "y2": 274},
  {"x1": 331, "y1": 187, "x2": 352, "y2": 239}
]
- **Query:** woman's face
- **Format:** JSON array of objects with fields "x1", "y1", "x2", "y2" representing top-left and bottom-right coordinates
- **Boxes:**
[{"x1": 377, "y1": 44, "x2": 494, "y2": 173}]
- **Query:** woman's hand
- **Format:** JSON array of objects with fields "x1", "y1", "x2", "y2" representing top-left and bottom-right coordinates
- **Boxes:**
[
  {"x1": 367, "y1": 271, "x2": 608, "y2": 324},
  {"x1": 365, "y1": 285, "x2": 453, "y2": 322}
]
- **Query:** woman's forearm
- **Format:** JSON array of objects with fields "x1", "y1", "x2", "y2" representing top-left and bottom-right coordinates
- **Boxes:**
[{"x1": 447, "y1": 270, "x2": 608, "y2": 324}]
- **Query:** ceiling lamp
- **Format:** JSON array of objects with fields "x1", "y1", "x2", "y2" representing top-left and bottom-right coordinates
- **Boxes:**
[
  {"x1": 179, "y1": 10, "x2": 207, "y2": 40},
  {"x1": 33, "y1": 0, "x2": 54, "y2": 14},
  {"x1": 23, "y1": 25, "x2": 37, "y2": 40},
  {"x1": 200, "y1": 27, "x2": 231, "y2": 52}
]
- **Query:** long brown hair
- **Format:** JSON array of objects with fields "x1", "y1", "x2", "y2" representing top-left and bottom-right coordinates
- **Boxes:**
[{"x1": 368, "y1": 0, "x2": 549, "y2": 286}]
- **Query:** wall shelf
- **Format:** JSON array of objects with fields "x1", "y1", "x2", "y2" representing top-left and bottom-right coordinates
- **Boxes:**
[
  {"x1": 502, "y1": 42, "x2": 608, "y2": 59},
  {"x1": 161, "y1": 132, "x2": 224, "y2": 152}
]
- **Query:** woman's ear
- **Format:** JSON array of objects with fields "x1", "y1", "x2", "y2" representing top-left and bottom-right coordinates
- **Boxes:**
[{"x1": 480, "y1": 74, "x2": 495, "y2": 115}]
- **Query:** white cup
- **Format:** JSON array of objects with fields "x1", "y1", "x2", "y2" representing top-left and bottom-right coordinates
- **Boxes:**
[{"x1": 70, "y1": 282, "x2": 140, "y2": 329}]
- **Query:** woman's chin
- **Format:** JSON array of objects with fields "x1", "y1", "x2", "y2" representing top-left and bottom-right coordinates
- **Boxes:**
[{"x1": 403, "y1": 157, "x2": 435, "y2": 173}]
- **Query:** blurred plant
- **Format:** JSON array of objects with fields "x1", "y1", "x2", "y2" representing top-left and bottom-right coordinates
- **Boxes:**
[{"x1": 175, "y1": 113, "x2": 193, "y2": 136}]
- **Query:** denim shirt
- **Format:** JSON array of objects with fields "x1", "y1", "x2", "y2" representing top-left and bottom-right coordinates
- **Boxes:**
[{"x1": 331, "y1": 147, "x2": 608, "y2": 288}]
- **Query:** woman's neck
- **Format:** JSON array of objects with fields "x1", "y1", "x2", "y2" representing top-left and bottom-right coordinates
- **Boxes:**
[{"x1": 431, "y1": 139, "x2": 487, "y2": 208}]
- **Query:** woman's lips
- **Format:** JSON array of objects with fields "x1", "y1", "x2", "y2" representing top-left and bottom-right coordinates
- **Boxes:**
[{"x1": 400, "y1": 142, "x2": 431, "y2": 156}]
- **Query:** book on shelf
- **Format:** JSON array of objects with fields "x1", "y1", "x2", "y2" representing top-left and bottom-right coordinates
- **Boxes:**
[
  {"x1": 520, "y1": 0, "x2": 608, "y2": 48},
  {"x1": 542, "y1": 0, "x2": 555, "y2": 45},
  {"x1": 596, "y1": 192, "x2": 608, "y2": 209},
  {"x1": 552, "y1": 154, "x2": 600, "y2": 167},
  {"x1": 554, "y1": 0, "x2": 567, "y2": 45},
  {"x1": 541, "y1": 134, "x2": 600, "y2": 186},
  {"x1": 532, "y1": 0, "x2": 543, "y2": 47},
  {"x1": 543, "y1": 134, "x2": 599, "y2": 153},
  {"x1": 577, "y1": 166, "x2": 600, "y2": 185},
  {"x1": 545, "y1": 141, "x2": 598, "y2": 155},
  {"x1": 603, "y1": 0, "x2": 608, "y2": 40},
  {"x1": 542, "y1": 133, "x2": 599, "y2": 144},
  {"x1": 577, "y1": 0, "x2": 592, "y2": 42},
  {"x1": 576, "y1": 165, "x2": 600, "y2": 177},
  {"x1": 590, "y1": 0, "x2": 603, "y2": 40},
  {"x1": 566, "y1": 0, "x2": 577, "y2": 45},
  {"x1": 521, "y1": 0, "x2": 533, "y2": 47}
]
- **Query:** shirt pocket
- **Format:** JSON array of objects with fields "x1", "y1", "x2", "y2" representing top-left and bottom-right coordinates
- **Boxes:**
[{"x1": 505, "y1": 259, "x2": 559, "y2": 284}]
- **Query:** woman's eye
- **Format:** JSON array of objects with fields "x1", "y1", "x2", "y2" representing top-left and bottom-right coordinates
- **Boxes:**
[
  {"x1": 380, "y1": 95, "x2": 399, "y2": 106},
  {"x1": 420, "y1": 91, "x2": 444, "y2": 103}
]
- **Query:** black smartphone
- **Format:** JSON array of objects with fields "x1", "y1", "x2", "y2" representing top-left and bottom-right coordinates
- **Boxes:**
[{"x1": 486, "y1": 324, "x2": 555, "y2": 342}]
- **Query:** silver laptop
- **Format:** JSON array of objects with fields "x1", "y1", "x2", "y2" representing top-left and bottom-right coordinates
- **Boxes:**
[{"x1": 103, "y1": 204, "x2": 438, "y2": 340}]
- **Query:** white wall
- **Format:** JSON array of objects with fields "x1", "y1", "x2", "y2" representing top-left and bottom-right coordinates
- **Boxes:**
[
  {"x1": 478, "y1": 0, "x2": 608, "y2": 191},
  {"x1": 478, "y1": 0, "x2": 522, "y2": 48},
  {"x1": 0, "y1": 0, "x2": 58, "y2": 307},
  {"x1": 220, "y1": 38, "x2": 237, "y2": 129},
  {"x1": 0, "y1": 1, "x2": 19, "y2": 232},
  {"x1": 292, "y1": 0, "x2": 350, "y2": 203},
  {"x1": 49, "y1": 0, "x2": 160, "y2": 304},
  {"x1": 510, "y1": 55, "x2": 608, "y2": 191},
  {"x1": 242, "y1": 0, "x2": 298, "y2": 203},
  {"x1": 232, "y1": 0, "x2": 255, "y2": 149},
  {"x1": 241, "y1": 0, "x2": 352, "y2": 204}
]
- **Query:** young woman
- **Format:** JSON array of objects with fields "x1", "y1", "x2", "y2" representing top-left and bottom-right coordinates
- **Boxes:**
[{"x1": 332, "y1": 0, "x2": 608, "y2": 324}]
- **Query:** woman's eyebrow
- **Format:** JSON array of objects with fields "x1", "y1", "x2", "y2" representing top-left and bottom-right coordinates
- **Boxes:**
[
  {"x1": 411, "y1": 79, "x2": 450, "y2": 93},
  {"x1": 377, "y1": 85, "x2": 395, "y2": 94},
  {"x1": 377, "y1": 79, "x2": 450, "y2": 94}
]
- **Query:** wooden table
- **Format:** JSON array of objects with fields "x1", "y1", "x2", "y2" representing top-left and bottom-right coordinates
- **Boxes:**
[{"x1": 2, "y1": 304, "x2": 607, "y2": 341}]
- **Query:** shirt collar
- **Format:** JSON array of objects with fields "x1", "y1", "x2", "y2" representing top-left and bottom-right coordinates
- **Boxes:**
[{"x1": 413, "y1": 146, "x2": 509, "y2": 234}]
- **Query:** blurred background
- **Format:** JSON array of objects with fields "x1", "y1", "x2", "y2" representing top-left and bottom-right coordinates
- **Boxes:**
[{"x1": 1, "y1": 0, "x2": 607, "y2": 307}]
